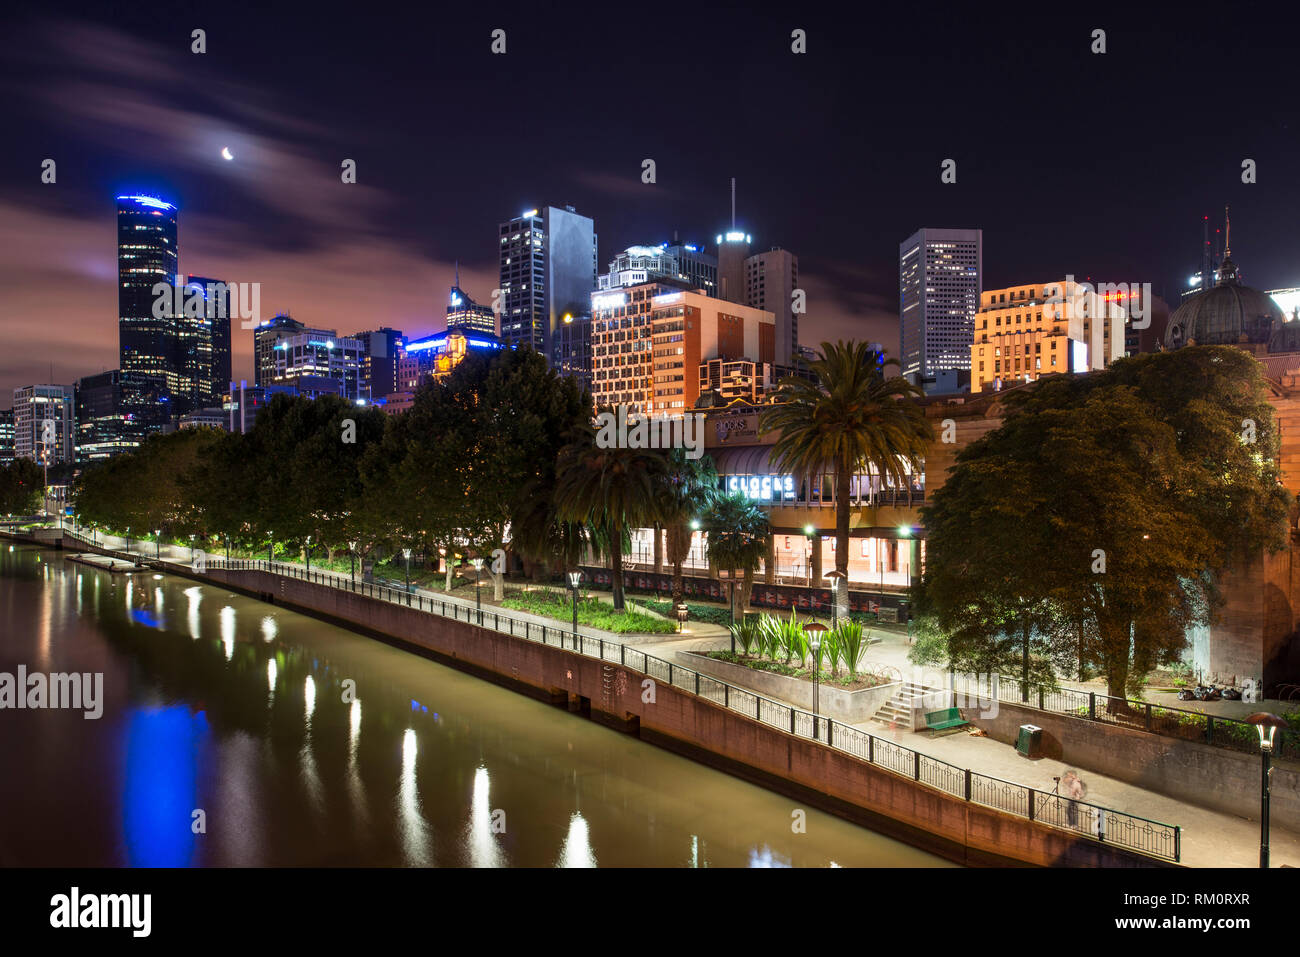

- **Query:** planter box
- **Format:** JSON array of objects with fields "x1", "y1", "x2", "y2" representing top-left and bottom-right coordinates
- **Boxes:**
[{"x1": 678, "y1": 650, "x2": 900, "y2": 723}]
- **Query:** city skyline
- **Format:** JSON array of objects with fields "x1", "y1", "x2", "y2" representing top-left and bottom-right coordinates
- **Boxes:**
[{"x1": 3, "y1": 6, "x2": 1298, "y2": 399}]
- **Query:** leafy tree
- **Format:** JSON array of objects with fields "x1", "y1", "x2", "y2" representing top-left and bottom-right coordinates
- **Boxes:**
[
  {"x1": 700, "y1": 492, "x2": 771, "y2": 615},
  {"x1": 760, "y1": 340, "x2": 931, "y2": 616},
  {"x1": 0, "y1": 458, "x2": 45, "y2": 516},
  {"x1": 918, "y1": 346, "x2": 1291, "y2": 702},
  {"x1": 657, "y1": 447, "x2": 718, "y2": 606},
  {"x1": 554, "y1": 425, "x2": 666, "y2": 610}
]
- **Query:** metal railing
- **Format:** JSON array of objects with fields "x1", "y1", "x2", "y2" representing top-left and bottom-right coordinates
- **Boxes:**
[
  {"x1": 953, "y1": 671, "x2": 1300, "y2": 762},
  {"x1": 190, "y1": 554, "x2": 1181, "y2": 862}
]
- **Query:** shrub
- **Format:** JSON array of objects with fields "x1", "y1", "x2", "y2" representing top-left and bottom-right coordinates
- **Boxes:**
[{"x1": 834, "y1": 620, "x2": 866, "y2": 678}]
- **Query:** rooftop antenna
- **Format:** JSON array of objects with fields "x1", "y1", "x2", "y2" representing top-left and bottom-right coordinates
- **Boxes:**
[
  {"x1": 1224, "y1": 204, "x2": 1231, "y2": 258},
  {"x1": 730, "y1": 177, "x2": 736, "y2": 231},
  {"x1": 454, "y1": 259, "x2": 460, "y2": 290}
]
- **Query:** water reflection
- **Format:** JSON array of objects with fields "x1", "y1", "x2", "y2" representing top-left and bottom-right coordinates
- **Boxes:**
[{"x1": 0, "y1": 546, "x2": 950, "y2": 869}]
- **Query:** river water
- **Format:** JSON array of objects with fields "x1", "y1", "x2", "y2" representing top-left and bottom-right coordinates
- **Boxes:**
[{"x1": 0, "y1": 544, "x2": 947, "y2": 867}]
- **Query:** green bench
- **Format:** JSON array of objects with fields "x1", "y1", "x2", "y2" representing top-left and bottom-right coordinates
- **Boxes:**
[{"x1": 924, "y1": 708, "x2": 968, "y2": 732}]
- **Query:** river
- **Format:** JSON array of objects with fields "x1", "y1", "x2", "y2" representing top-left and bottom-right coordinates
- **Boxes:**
[{"x1": 0, "y1": 543, "x2": 947, "y2": 867}]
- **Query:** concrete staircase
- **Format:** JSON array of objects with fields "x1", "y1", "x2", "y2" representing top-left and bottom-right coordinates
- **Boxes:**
[{"x1": 870, "y1": 682, "x2": 938, "y2": 731}]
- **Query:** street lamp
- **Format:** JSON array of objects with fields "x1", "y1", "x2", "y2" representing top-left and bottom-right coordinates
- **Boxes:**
[
  {"x1": 805, "y1": 622, "x2": 828, "y2": 740},
  {"x1": 305, "y1": 535, "x2": 312, "y2": 574},
  {"x1": 268, "y1": 531, "x2": 274, "y2": 564},
  {"x1": 826, "y1": 569, "x2": 847, "y2": 627},
  {"x1": 568, "y1": 569, "x2": 582, "y2": 647},
  {"x1": 125, "y1": 526, "x2": 131, "y2": 557},
  {"x1": 403, "y1": 547, "x2": 412, "y2": 593},
  {"x1": 676, "y1": 602, "x2": 690, "y2": 633},
  {"x1": 898, "y1": 525, "x2": 914, "y2": 625},
  {"x1": 348, "y1": 540, "x2": 358, "y2": 584},
  {"x1": 224, "y1": 534, "x2": 230, "y2": 561},
  {"x1": 803, "y1": 523, "x2": 815, "y2": 587},
  {"x1": 1249, "y1": 712, "x2": 1289, "y2": 868},
  {"x1": 471, "y1": 556, "x2": 484, "y2": 619},
  {"x1": 189, "y1": 534, "x2": 196, "y2": 563},
  {"x1": 154, "y1": 530, "x2": 161, "y2": 560}
]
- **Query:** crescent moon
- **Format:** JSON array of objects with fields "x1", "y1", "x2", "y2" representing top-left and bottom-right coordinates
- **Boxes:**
[{"x1": 221, "y1": 147, "x2": 234, "y2": 161}]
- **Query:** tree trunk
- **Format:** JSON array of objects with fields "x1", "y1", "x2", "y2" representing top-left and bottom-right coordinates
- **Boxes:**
[
  {"x1": 835, "y1": 462, "x2": 851, "y2": 577},
  {"x1": 444, "y1": 553, "x2": 454, "y2": 592},
  {"x1": 740, "y1": 565, "x2": 754, "y2": 618},
  {"x1": 611, "y1": 524, "x2": 625, "y2": 611},
  {"x1": 1021, "y1": 619, "x2": 1031, "y2": 703},
  {"x1": 492, "y1": 569, "x2": 504, "y2": 601},
  {"x1": 1097, "y1": 604, "x2": 1133, "y2": 710}
]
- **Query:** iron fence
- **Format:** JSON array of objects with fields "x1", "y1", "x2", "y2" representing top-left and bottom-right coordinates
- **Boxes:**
[
  {"x1": 951, "y1": 669, "x2": 1300, "y2": 762},
  {"x1": 182, "y1": 555, "x2": 1181, "y2": 862}
]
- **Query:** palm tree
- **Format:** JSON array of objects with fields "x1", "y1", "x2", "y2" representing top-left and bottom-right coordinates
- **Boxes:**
[
  {"x1": 657, "y1": 448, "x2": 718, "y2": 607},
  {"x1": 701, "y1": 492, "x2": 771, "y2": 616},
  {"x1": 760, "y1": 340, "x2": 932, "y2": 598},
  {"x1": 554, "y1": 426, "x2": 667, "y2": 610}
]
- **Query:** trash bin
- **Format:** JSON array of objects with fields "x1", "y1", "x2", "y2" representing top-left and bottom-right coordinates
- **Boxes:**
[{"x1": 1016, "y1": 723, "x2": 1042, "y2": 758}]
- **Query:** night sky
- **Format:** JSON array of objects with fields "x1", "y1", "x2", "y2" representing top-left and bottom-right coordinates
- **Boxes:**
[{"x1": 2, "y1": 1, "x2": 1297, "y2": 400}]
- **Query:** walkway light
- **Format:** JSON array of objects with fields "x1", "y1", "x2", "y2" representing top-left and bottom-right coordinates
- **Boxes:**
[
  {"x1": 804, "y1": 621, "x2": 829, "y2": 739},
  {"x1": 1249, "y1": 711, "x2": 1289, "y2": 868},
  {"x1": 471, "y1": 556, "x2": 484, "y2": 617},
  {"x1": 568, "y1": 569, "x2": 582, "y2": 646}
]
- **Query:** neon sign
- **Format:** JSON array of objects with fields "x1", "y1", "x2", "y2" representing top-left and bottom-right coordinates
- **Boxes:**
[{"x1": 728, "y1": 474, "x2": 795, "y2": 501}]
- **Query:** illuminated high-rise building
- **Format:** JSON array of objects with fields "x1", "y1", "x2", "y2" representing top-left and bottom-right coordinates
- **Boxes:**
[
  {"x1": 898, "y1": 227, "x2": 982, "y2": 393},
  {"x1": 497, "y1": 206, "x2": 597, "y2": 357},
  {"x1": 446, "y1": 271, "x2": 497, "y2": 337},
  {"x1": 184, "y1": 275, "x2": 232, "y2": 409},
  {"x1": 117, "y1": 194, "x2": 180, "y2": 433},
  {"x1": 12, "y1": 384, "x2": 75, "y2": 468},
  {"x1": 74, "y1": 370, "x2": 134, "y2": 463}
]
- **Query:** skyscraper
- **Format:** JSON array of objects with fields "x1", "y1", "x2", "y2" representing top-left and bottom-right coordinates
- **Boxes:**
[
  {"x1": 497, "y1": 206, "x2": 597, "y2": 358},
  {"x1": 445, "y1": 272, "x2": 497, "y2": 337},
  {"x1": 745, "y1": 247, "x2": 799, "y2": 367},
  {"x1": 0, "y1": 409, "x2": 14, "y2": 467},
  {"x1": 185, "y1": 275, "x2": 232, "y2": 409},
  {"x1": 898, "y1": 227, "x2": 982, "y2": 393},
  {"x1": 117, "y1": 195, "x2": 179, "y2": 433},
  {"x1": 74, "y1": 370, "x2": 134, "y2": 463},
  {"x1": 12, "y1": 385, "x2": 75, "y2": 468},
  {"x1": 353, "y1": 327, "x2": 404, "y2": 400}
]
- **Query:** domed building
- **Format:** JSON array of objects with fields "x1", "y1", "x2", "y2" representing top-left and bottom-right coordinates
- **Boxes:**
[{"x1": 1164, "y1": 221, "x2": 1290, "y2": 353}]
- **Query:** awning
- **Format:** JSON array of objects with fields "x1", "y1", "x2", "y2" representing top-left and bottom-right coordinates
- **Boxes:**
[{"x1": 706, "y1": 444, "x2": 780, "y2": 475}]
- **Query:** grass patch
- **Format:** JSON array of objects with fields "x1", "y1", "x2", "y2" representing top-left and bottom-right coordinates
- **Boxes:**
[{"x1": 501, "y1": 593, "x2": 675, "y2": 634}]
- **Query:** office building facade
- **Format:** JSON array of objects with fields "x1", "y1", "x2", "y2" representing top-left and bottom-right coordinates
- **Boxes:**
[
  {"x1": 745, "y1": 247, "x2": 799, "y2": 367},
  {"x1": 0, "y1": 409, "x2": 13, "y2": 467},
  {"x1": 117, "y1": 195, "x2": 182, "y2": 432},
  {"x1": 353, "y1": 327, "x2": 404, "y2": 400},
  {"x1": 74, "y1": 370, "x2": 134, "y2": 464},
  {"x1": 899, "y1": 227, "x2": 982, "y2": 393},
  {"x1": 498, "y1": 206, "x2": 597, "y2": 359},
  {"x1": 591, "y1": 284, "x2": 774, "y2": 415},
  {"x1": 446, "y1": 285, "x2": 497, "y2": 337},
  {"x1": 970, "y1": 279, "x2": 1126, "y2": 393},
  {"x1": 12, "y1": 384, "x2": 76, "y2": 467}
]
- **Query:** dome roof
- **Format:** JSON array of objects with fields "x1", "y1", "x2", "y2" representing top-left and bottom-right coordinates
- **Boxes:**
[{"x1": 1164, "y1": 257, "x2": 1285, "y2": 349}]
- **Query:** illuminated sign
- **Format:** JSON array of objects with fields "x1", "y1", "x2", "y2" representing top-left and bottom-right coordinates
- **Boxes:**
[
  {"x1": 652, "y1": 292, "x2": 683, "y2": 307},
  {"x1": 117, "y1": 195, "x2": 176, "y2": 210},
  {"x1": 591, "y1": 292, "x2": 626, "y2": 311},
  {"x1": 727, "y1": 474, "x2": 795, "y2": 502}
]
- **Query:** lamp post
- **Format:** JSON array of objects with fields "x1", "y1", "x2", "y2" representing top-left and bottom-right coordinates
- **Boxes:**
[
  {"x1": 805, "y1": 622, "x2": 828, "y2": 740},
  {"x1": 898, "y1": 525, "x2": 914, "y2": 627},
  {"x1": 125, "y1": 526, "x2": 131, "y2": 557},
  {"x1": 189, "y1": 534, "x2": 196, "y2": 563},
  {"x1": 568, "y1": 569, "x2": 582, "y2": 647},
  {"x1": 154, "y1": 530, "x2": 161, "y2": 560},
  {"x1": 471, "y1": 557, "x2": 484, "y2": 620},
  {"x1": 803, "y1": 523, "x2": 815, "y2": 587},
  {"x1": 224, "y1": 534, "x2": 229, "y2": 561},
  {"x1": 1249, "y1": 712, "x2": 1289, "y2": 868},
  {"x1": 348, "y1": 540, "x2": 358, "y2": 584},
  {"x1": 403, "y1": 547, "x2": 412, "y2": 593},
  {"x1": 305, "y1": 535, "x2": 312, "y2": 574},
  {"x1": 268, "y1": 531, "x2": 274, "y2": 564},
  {"x1": 676, "y1": 603, "x2": 690, "y2": 633},
  {"x1": 826, "y1": 569, "x2": 846, "y2": 628}
]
